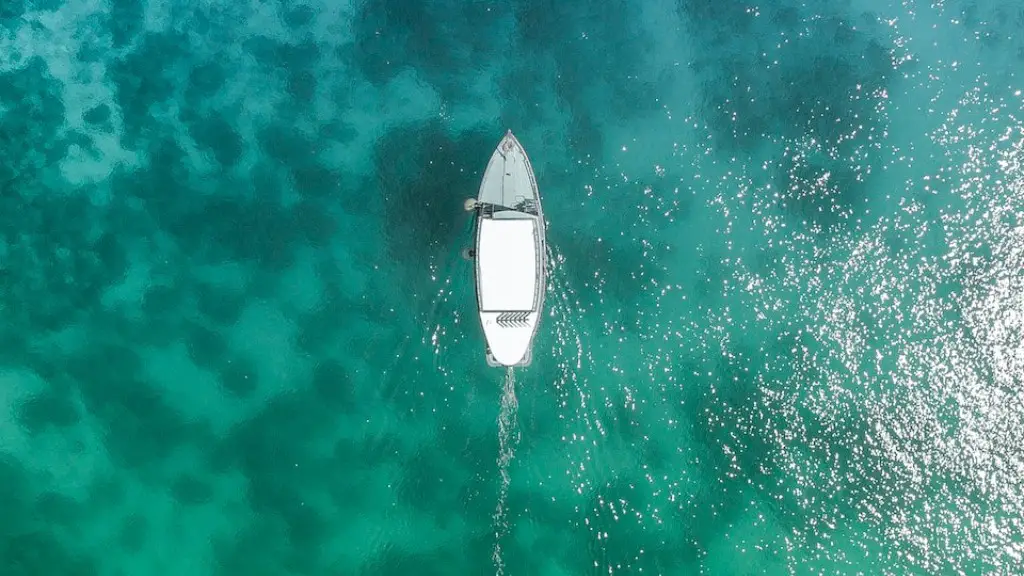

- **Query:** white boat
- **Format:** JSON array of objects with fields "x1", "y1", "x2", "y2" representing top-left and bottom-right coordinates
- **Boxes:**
[{"x1": 468, "y1": 131, "x2": 546, "y2": 367}]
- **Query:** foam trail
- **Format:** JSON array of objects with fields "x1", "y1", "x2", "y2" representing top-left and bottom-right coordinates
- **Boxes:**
[{"x1": 492, "y1": 366, "x2": 520, "y2": 575}]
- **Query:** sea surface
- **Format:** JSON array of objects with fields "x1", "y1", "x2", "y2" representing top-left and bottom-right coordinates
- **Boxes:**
[{"x1": 1, "y1": 0, "x2": 1023, "y2": 574}]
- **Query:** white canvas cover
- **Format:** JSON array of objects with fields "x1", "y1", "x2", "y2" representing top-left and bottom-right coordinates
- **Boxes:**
[{"x1": 477, "y1": 218, "x2": 538, "y2": 311}]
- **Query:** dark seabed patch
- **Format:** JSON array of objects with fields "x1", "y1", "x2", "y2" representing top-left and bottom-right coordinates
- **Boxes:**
[
  {"x1": 0, "y1": 0, "x2": 27, "y2": 21},
  {"x1": 0, "y1": 458, "x2": 96, "y2": 574},
  {"x1": 108, "y1": 31, "x2": 190, "y2": 147},
  {"x1": 0, "y1": 57, "x2": 67, "y2": 187},
  {"x1": 118, "y1": 513, "x2": 149, "y2": 553},
  {"x1": 171, "y1": 473, "x2": 215, "y2": 506},
  {"x1": 196, "y1": 281, "x2": 248, "y2": 326},
  {"x1": 186, "y1": 113, "x2": 245, "y2": 168},
  {"x1": 34, "y1": 491, "x2": 84, "y2": 529},
  {"x1": 513, "y1": 0, "x2": 663, "y2": 157},
  {"x1": 0, "y1": 194, "x2": 113, "y2": 332},
  {"x1": 82, "y1": 103, "x2": 112, "y2": 126},
  {"x1": 310, "y1": 359, "x2": 354, "y2": 410},
  {"x1": 213, "y1": 384, "x2": 360, "y2": 568},
  {"x1": 350, "y1": 0, "x2": 511, "y2": 103},
  {"x1": 370, "y1": 121, "x2": 494, "y2": 301},
  {"x1": 108, "y1": 0, "x2": 146, "y2": 49},
  {"x1": 16, "y1": 388, "x2": 81, "y2": 433},
  {"x1": 282, "y1": 4, "x2": 316, "y2": 30},
  {"x1": 184, "y1": 321, "x2": 229, "y2": 370},
  {"x1": 66, "y1": 341, "x2": 207, "y2": 471},
  {"x1": 218, "y1": 357, "x2": 260, "y2": 398}
]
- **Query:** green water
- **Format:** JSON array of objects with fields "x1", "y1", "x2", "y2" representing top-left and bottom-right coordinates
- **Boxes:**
[{"x1": 1, "y1": 0, "x2": 1023, "y2": 574}]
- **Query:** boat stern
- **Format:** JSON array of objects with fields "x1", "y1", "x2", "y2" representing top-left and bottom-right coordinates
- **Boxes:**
[
  {"x1": 486, "y1": 347, "x2": 532, "y2": 368},
  {"x1": 481, "y1": 311, "x2": 539, "y2": 367}
]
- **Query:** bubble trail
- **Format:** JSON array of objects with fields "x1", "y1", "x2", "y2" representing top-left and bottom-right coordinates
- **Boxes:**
[{"x1": 492, "y1": 366, "x2": 520, "y2": 576}]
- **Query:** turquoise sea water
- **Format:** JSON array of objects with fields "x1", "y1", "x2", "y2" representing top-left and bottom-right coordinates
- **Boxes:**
[{"x1": 2, "y1": 0, "x2": 1023, "y2": 574}]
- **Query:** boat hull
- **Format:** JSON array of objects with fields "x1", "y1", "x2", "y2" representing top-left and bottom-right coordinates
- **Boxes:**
[{"x1": 473, "y1": 131, "x2": 545, "y2": 367}]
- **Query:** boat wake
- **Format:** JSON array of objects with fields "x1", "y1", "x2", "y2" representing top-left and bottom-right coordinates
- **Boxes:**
[{"x1": 492, "y1": 366, "x2": 520, "y2": 575}]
